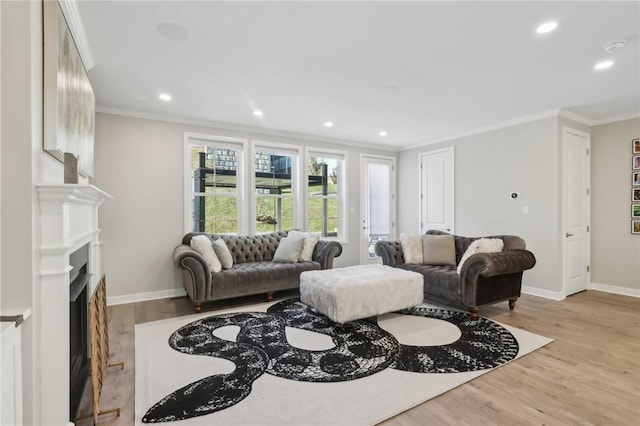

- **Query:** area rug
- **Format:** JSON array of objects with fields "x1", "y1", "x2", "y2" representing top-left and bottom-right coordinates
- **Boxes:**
[{"x1": 135, "y1": 299, "x2": 552, "y2": 425}]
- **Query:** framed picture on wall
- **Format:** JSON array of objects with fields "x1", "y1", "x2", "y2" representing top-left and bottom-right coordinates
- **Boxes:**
[
  {"x1": 633, "y1": 204, "x2": 640, "y2": 218},
  {"x1": 633, "y1": 220, "x2": 640, "y2": 235},
  {"x1": 43, "y1": 1, "x2": 95, "y2": 178},
  {"x1": 634, "y1": 138, "x2": 640, "y2": 154},
  {"x1": 634, "y1": 188, "x2": 640, "y2": 202},
  {"x1": 634, "y1": 155, "x2": 640, "y2": 170},
  {"x1": 634, "y1": 172, "x2": 640, "y2": 186}
]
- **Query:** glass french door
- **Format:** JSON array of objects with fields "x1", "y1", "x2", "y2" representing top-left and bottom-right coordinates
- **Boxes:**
[{"x1": 360, "y1": 155, "x2": 395, "y2": 264}]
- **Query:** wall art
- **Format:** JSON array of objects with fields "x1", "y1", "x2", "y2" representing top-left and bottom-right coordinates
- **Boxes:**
[{"x1": 43, "y1": 1, "x2": 95, "y2": 178}]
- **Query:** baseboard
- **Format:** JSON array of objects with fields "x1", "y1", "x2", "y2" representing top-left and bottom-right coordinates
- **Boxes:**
[
  {"x1": 107, "y1": 288, "x2": 187, "y2": 306},
  {"x1": 590, "y1": 282, "x2": 640, "y2": 298},
  {"x1": 521, "y1": 286, "x2": 566, "y2": 301}
]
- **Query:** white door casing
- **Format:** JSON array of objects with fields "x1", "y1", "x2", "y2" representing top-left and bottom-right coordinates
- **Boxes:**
[
  {"x1": 562, "y1": 128, "x2": 590, "y2": 296},
  {"x1": 419, "y1": 147, "x2": 454, "y2": 233},
  {"x1": 360, "y1": 155, "x2": 396, "y2": 264}
]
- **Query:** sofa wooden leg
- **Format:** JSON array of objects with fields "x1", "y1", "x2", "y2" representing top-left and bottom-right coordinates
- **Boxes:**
[
  {"x1": 266, "y1": 291, "x2": 274, "y2": 302},
  {"x1": 508, "y1": 297, "x2": 518, "y2": 310},
  {"x1": 194, "y1": 302, "x2": 203, "y2": 313},
  {"x1": 468, "y1": 307, "x2": 479, "y2": 321}
]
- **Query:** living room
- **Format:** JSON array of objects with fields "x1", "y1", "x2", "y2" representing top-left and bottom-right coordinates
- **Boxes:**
[{"x1": 1, "y1": 1, "x2": 639, "y2": 425}]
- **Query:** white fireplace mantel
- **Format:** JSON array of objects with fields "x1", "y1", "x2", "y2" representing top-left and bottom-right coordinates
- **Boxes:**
[{"x1": 36, "y1": 183, "x2": 112, "y2": 424}]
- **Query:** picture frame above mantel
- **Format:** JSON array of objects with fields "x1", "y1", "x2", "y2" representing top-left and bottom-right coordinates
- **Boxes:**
[{"x1": 43, "y1": 0, "x2": 95, "y2": 178}]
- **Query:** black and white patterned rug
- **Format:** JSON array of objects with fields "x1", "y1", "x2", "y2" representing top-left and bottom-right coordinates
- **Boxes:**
[{"x1": 136, "y1": 299, "x2": 551, "y2": 425}]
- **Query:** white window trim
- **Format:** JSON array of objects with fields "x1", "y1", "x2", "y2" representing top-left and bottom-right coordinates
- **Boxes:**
[
  {"x1": 305, "y1": 147, "x2": 349, "y2": 243},
  {"x1": 183, "y1": 132, "x2": 248, "y2": 234},
  {"x1": 250, "y1": 140, "x2": 303, "y2": 234}
]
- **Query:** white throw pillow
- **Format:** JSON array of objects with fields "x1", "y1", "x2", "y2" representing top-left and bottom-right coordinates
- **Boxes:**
[
  {"x1": 212, "y1": 238, "x2": 234, "y2": 269},
  {"x1": 400, "y1": 234, "x2": 424, "y2": 264},
  {"x1": 288, "y1": 230, "x2": 321, "y2": 262},
  {"x1": 456, "y1": 238, "x2": 504, "y2": 274},
  {"x1": 273, "y1": 235, "x2": 306, "y2": 263},
  {"x1": 190, "y1": 235, "x2": 222, "y2": 273}
]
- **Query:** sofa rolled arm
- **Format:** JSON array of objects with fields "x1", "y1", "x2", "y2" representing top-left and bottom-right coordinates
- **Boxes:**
[
  {"x1": 173, "y1": 245, "x2": 211, "y2": 303},
  {"x1": 462, "y1": 249, "x2": 536, "y2": 279},
  {"x1": 374, "y1": 241, "x2": 404, "y2": 267},
  {"x1": 313, "y1": 240, "x2": 343, "y2": 269}
]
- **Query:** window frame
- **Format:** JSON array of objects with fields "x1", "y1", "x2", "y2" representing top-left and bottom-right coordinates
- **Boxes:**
[
  {"x1": 183, "y1": 132, "x2": 248, "y2": 235},
  {"x1": 305, "y1": 147, "x2": 348, "y2": 243},
  {"x1": 184, "y1": 134, "x2": 349, "y2": 241},
  {"x1": 250, "y1": 141, "x2": 303, "y2": 235}
]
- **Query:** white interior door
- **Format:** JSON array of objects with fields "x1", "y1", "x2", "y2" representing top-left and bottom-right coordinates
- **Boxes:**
[
  {"x1": 360, "y1": 155, "x2": 395, "y2": 264},
  {"x1": 562, "y1": 128, "x2": 590, "y2": 296},
  {"x1": 419, "y1": 148, "x2": 454, "y2": 233}
]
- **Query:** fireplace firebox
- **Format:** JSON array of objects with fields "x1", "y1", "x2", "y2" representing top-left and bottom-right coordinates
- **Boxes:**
[{"x1": 69, "y1": 243, "x2": 91, "y2": 420}]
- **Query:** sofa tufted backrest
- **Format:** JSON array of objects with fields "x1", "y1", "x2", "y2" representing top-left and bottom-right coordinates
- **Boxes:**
[
  {"x1": 182, "y1": 231, "x2": 288, "y2": 264},
  {"x1": 426, "y1": 230, "x2": 526, "y2": 264}
]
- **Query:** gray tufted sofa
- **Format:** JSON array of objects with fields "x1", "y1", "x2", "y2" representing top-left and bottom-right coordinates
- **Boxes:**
[
  {"x1": 375, "y1": 230, "x2": 536, "y2": 320},
  {"x1": 174, "y1": 231, "x2": 343, "y2": 312}
]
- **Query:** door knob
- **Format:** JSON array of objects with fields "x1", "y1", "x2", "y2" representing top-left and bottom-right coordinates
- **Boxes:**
[
  {"x1": 565, "y1": 232, "x2": 574, "y2": 238},
  {"x1": 362, "y1": 226, "x2": 369, "y2": 230}
]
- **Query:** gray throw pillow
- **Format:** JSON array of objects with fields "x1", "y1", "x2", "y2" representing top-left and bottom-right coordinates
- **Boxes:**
[
  {"x1": 273, "y1": 236, "x2": 306, "y2": 263},
  {"x1": 212, "y1": 238, "x2": 233, "y2": 269},
  {"x1": 422, "y1": 234, "x2": 456, "y2": 265}
]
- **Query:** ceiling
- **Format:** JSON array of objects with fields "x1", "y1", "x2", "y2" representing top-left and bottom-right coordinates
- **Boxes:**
[{"x1": 75, "y1": 1, "x2": 640, "y2": 149}]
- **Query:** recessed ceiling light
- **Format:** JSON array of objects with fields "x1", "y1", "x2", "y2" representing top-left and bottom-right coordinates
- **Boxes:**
[
  {"x1": 324, "y1": 121, "x2": 334, "y2": 128},
  {"x1": 253, "y1": 110, "x2": 264, "y2": 116},
  {"x1": 379, "y1": 131, "x2": 387, "y2": 137},
  {"x1": 158, "y1": 93, "x2": 172, "y2": 101},
  {"x1": 536, "y1": 22, "x2": 558, "y2": 34},
  {"x1": 594, "y1": 60, "x2": 614, "y2": 70}
]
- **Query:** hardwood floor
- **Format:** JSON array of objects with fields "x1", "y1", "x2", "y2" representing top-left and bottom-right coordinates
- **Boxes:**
[{"x1": 76, "y1": 290, "x2": 640, "y2": 425}]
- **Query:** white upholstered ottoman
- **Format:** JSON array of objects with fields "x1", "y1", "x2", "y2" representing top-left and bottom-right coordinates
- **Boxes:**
[{"x1": 300, "y1": 264, "x2": 424, "y2": 323}]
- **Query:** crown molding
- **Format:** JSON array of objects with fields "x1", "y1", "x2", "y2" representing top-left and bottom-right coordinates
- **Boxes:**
[
  {"x1": 591, "y1": 111, "x2": 640, "y2": 126},
  {"x1": 96, "y1": 105, "x2": 399, "y2": 152},
  {"x1": 96, "y1": 104, "x2": 639, "y2": 154},
  {"x1": 58, "y1": 0, "x2": 94, "y2": 70},
  {"x1": 400, "y1": 107, "x2": 640, "y2": 151},
  {"x1": 557, "y1": 109, "x2": 593, "y2": 126},
  {"x1": 400, "y1": 109, "x2": 563, "y2": 151}
]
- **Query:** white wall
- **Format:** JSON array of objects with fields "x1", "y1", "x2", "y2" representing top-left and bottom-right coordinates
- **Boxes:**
[
  {"x1": 398, "y1": 117, "x2": 570, "y2": 294},
  {"x1": 0, "y1": 0, "x2": 3, "y2": 320},
  {"x1": 1, "y1": 5, "x2": 37, "y2": 424},
  {"x1": 591, "y1": 118, "x2": 640, "y2": 294},
  {"x1": 1, "y1": 0, "x2": 35, "y2": 315},
  {"x1": 93, "y1": 112, "x2": 395, "y2": 302},
  {"x1": 0, "y1": 1, "x2": 64, "y2": 424}
]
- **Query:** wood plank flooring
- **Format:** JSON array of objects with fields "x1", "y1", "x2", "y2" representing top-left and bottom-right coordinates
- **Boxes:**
[{"x1": 76, "y1": 290, "x2": 640, "y2": 425}]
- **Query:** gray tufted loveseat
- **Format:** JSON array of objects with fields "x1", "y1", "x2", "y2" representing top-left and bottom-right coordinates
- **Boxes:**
[
  {"x1": 174, "y1": 231, "x2": 343, "y2": 312},
  {"x1": 375, "y1": 230, "x2": 536, "y2": 320}
]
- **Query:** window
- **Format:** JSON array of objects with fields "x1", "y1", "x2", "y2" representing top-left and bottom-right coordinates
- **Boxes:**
[
  {"x1": 186, "y1": 137, "x2": 244, "y2": 234},
  {"x1": 307, "y1": 151, "x2": 346, "y2": 240},
  {"x1": 253, "y1": 147, "x2": 298, "y2": 233},
  {"x1": 185, "y1": 135, "x2": 348, "y2": 240}
]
